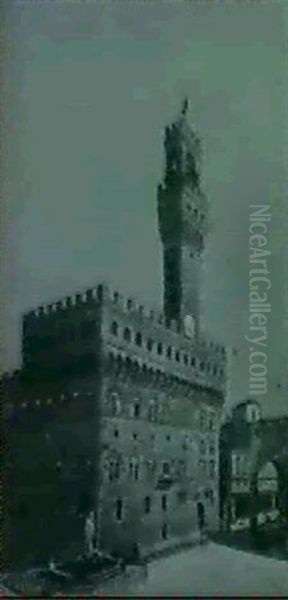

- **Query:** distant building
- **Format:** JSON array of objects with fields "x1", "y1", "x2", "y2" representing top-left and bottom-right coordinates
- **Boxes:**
[
  {"x1": 219, "y1": 399, "x2": 280, "y2": 530},
  {"x1": 3, "y1": 101, "x2": 227, "y2": 566}
]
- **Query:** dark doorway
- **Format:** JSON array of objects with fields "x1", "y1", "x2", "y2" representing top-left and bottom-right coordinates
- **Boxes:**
[
  {"x1": 161, "y1": 523, "x2": 168, "y2": 540},
  {"x1": 197, "y1": 501, "x2": 205, "y2": 530}
]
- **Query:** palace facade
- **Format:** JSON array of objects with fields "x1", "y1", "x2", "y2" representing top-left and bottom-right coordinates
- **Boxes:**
[{"x1": 3, "y1": 101, "x2": 227, "y2": 566}]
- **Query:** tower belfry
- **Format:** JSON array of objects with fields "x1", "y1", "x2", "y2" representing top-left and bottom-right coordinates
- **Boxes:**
[{"x1": 157, "y1": 100, "x2": 208, "y2": 339}]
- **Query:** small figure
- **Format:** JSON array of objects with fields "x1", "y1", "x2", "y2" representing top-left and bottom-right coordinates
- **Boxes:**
[
  {"x1": 84, "y1": 511, "x2": 95, "y2": 558},
  {"x1": 48, "y1": 558, "x2": 56, "y2": 572}
]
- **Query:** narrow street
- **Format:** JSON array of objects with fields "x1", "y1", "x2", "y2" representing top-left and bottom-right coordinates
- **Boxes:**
[{"x1": 130, "y1": 542, "x2": 288, "y2": 597}]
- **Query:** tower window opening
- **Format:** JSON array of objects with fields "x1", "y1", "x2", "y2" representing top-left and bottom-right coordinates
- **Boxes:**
[
  {"x1": 162, "y1": 462, "x2": 170, "y2": 476},
  {"x1": 191, "y1": 356, "x2": 196, "y2": 367},
  {"x1": 147, "y1": 338, "x2": 154, "y2": 352},
  {"x1": 135, "y1": 464, "x2": 139, "y2": 480},
  {"x1": 175, "y1": 351, "x2": 180, "y2": 362},
  {"x1": 144, "y1": 496, "x2": 151, "y2": 514},
  {"x1": 209, "y1": 443, "x2": 215, "y2": 455},
  {"x1": 162, "y1": 494, "x2": 167, "y2": 511},
  {"x1": 123, "y1": 327, "x2": 132, "y2": 342},
  {"x1": 114, "y1": 459, "x2": 121, "y2": 479},
  {"x1": 199, "y1": 409, "x2": 206, "y2": 431},
  {"x1": 148, "y1": 400, "x2": 157, "y2": 422},
  {"x1": 135, "y1": 332, "x2": 142, "y2": 346},
  {"x1": 109, "y1": 460, "x2": 114, "y2": 481},
  {"x1": 157, "y1": 342, "x2": 163, "y2": 355},
  {"x1": 111, "y1": 393, "x2": 121, "y2": 416},
  {"x1": 134, "y1": 402, "x2": 140, "y2": 418},
  {"x1": 208, "y1": 412, "x2": 216, "y2": 432},
  {"x1": 183, "y1": 354, "x2": 188, "y2": 365},
  {"x1": 115, "y1": 498, "x2": 123, "y2": 521},
  {"x1": 167, "y1": 346, "x2": 172, "y2": 359},
  {"x1": 111, "y1": 321, "x2": 118, "y2": 336}
]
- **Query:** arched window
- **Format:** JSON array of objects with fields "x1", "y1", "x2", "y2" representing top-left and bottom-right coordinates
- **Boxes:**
[
  {"x1": 123, "y1": 327, "x2": 132, "y2": 342},
  {"x1": 129, "y1": 457, "x2": 139, "y2": 480},
  {"x1": 161, "y1": 494, "x2": 167, "y2": 511},
  {"x1": 148, "y1": 400, "x2": 157, "y2": 422},
  {"x1": 157, "y1": 342, "x2": 163, "y2": 355},
  {"x1": 108, "y1": 457, "x2": 121, "y2": 481},
  {"x1": 191, "y1": 356, "x2": 196, "y2": 367},
  {"x1": 135, "y1": 463, "x2": 139, "y2": 480},
  {"x1": 147, "y1": 338, "x2": 153, "y2": 352},
  {"x1": 183, "y1": 354, "x2": 188, "y2": 366},
  {"x1": 115, "y1": 498, "x2": 123, "y2": 521},
  {"x1": 162, "y1": 462, "x2": 170, "y2": 476},
  {"x1": 208, "y1": 411, "x2": 216, "y2": 432},
  {"x1": 209, "y1": 442, "x2": 215, "y2": 455},
  {"x1": 135, "y1": 332, "x2": 142, "y2": 346},
  {"x1": 198, "y1": 409, "x2": 206, "y2": 431},
  {"x1": 111, "y1": 393, "x2": 121, "y2": 416},
  {"x1": 144, "y1": 496, "x2": 151, "y2": 514},
  {"x1": 108, "y1": 460, "x2": 114, "y2": 481},
  {"x1": 114, "y1": 458, "x2": 121, "y2": 479},
  {"x1": 175, "y1": 351, "x2": 180, "y2": 362},
  {"x1": 110, "y1": 321, "x2": 118, "y2": 336},
  {"x1": 167, "y1": 346, "x2": 172, "y2": 359},
  {"x1": 134, "y1": 401, "x2": 140, "y2": 418}
]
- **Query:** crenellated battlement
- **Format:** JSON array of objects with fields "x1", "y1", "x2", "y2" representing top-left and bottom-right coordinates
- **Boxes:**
[
  {"x1": 23, "y1": 284, "x2": 107, "y2": 321},
  {"x1": 22, "y1": 280, "x2": 225, "y2": 352},
  {"x1": 21, "y1": 279, "x2": 227, "y2": 395}
]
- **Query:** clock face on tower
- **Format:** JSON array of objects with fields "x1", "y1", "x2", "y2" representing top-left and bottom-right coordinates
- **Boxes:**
[{"x1": 184, "y1": 314, "x2": 196, "y2": 338}]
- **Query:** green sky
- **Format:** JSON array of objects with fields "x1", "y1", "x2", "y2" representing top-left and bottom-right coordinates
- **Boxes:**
[{"x1": 2, "y1": 1, "x2": 287, "y2": 413}]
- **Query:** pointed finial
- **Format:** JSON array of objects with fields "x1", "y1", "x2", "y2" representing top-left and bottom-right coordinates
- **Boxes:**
[{"x1": 181, "y1": 97, "x2": 189, "y2": 115}]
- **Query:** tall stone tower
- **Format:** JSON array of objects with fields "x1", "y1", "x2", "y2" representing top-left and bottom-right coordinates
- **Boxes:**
[{"x1": 157, "y1": 99, "x2": 208, "y2": 339}]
